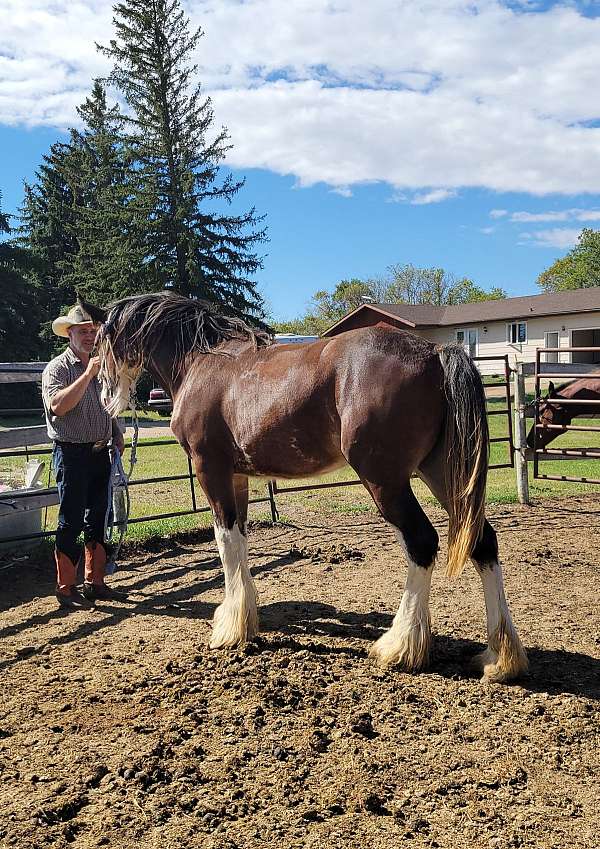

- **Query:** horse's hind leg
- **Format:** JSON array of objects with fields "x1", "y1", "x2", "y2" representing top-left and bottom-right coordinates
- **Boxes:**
[
  {"x1": 418, "y1": 451, "x2": 528, "y2": 683},
  {"x1": 469, "y1": 524, "x2": 528, "y2": 682},
  {"x1": 363, "y1": 481, "x2": 438, "y2": 671},
  {"x1": 195, "y1": 461, "x2": 258, "y2": 648}
]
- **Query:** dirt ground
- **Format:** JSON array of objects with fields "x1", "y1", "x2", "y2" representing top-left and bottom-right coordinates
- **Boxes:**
[{"x1": 1, "y1": 495, "x2": 599, "y2": 849}]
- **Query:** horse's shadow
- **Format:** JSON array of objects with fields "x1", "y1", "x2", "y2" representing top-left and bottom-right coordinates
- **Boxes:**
[
  {"x1": 259, "y1": 599, "x2": 600, "y2": 700},
  {"x1": 3, "y1": 556, "x2": 599, "y2": 701}
]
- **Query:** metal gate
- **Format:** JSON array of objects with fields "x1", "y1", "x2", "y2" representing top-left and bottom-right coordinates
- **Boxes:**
[
  {"x1": 474, "y1": 354, "x2": 514, "y2": 470},
  {"x1": 533, "y1": 346, "x2": 600, "y2": 485}
]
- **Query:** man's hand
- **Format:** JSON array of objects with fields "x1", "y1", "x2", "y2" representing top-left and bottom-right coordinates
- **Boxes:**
[
  {"x1": 114, "y1": 432, "x2": 125, "y2": 456},
  {"x1": 50, "y1": 356, "x2": 102, "y2": 416},
  {"x1": 85, "y1": 356, "x2": 101, "y2": 380}
]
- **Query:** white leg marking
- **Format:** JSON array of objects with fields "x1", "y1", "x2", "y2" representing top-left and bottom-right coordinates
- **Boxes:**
[
  {"x1": 210, "y1": 523, "x2": 259, "y2": 649},
  {"x1": 370, "y1": 532, "x2": 433, "y2": 670},
  {"x1": 473, "y1": 559, "x2": 528, "y2": 682}
]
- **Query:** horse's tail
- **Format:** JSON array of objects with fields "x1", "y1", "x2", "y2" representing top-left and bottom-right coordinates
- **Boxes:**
[{"x1": 438, "y1": 344, "x2": 489, "y2": 578}]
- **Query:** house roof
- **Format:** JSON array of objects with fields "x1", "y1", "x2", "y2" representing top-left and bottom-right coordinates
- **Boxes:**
[{"x1": 322, "y1": 287, "x2": 600, "y2": 335}]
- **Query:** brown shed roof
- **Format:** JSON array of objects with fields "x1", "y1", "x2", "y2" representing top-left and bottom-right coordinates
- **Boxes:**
[{"x1": 323, "y1": 287, "x2": 600, "y2": 336}]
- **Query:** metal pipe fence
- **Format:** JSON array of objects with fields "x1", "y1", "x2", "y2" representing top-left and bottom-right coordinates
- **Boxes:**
[
  {"x1": 1, "y1": 354, "x2": 515, "y2": 547},
  {"x1": 0, "y1": 431, "x2": 278, "y2": 546},
  {"x1": 533, "y1": 347, "x2": 600, "y2": 485}
]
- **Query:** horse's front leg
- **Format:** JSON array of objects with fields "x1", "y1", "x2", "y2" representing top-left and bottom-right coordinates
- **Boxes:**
[{"x1": 195, "y1": 460, "x2": 258, "y2": 648}]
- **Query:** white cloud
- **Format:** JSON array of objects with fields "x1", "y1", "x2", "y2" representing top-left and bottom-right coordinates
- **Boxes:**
[
  {"x1": 410, "y1": 188, "x2": 457, "y2": 205},
  {"x1": 480, "y1": 226, "x2": 495, "y2": 234},
  {"x1": 512, "y1": 211, "x2": 570, "y2": 222},
  {"x1": 511, "y1": 208, "x2": 600, "y2": 222},
  {"x1": 386, "y1": 191, "x2": 408, "y2": 203},
  {"x1": 490, "y1": 209, "x2": 509, "y2": 218},
  {"x1": 2, "y1": 1, "x2": 600, "y2": 194},
  {"x1": 520, "y1": 228, "x2": 582, "y2": 249},
  {"x1": 330, "y1": 186, "x2": 353, "y2": 198}
]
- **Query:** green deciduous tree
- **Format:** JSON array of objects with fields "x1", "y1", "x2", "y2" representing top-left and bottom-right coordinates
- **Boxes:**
[
  {"x1": 537, "y1": 229, "x2": 600, "y2": 292},
  {"x1": 98, "y1": 0, "x2": 267, "y2": 319},
  {"x1": 273, "y1": 267, "x2": 506, "y2": 335},
  {"x1": 385, "y1": 264, "x2": 506, "y2": 306}
]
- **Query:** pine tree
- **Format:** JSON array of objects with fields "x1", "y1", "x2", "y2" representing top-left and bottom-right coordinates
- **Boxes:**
[
  {"x1": 98, "y1": 0, "x2": 267, "y2": 319},
  {"x1": 18, "y1": 142, "x2": 79, "y2": 351},
  {"x1": 0, "y1": 190, "x2": 46, "y2": 361},
  {"x1": 61, "y1": 80, "x2": 148, "y2": 303}
]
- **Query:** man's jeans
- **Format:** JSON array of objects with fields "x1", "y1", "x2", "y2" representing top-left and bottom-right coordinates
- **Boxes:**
[{"x1": 52, "y1": 442, "x2": 111, "y2": 564}]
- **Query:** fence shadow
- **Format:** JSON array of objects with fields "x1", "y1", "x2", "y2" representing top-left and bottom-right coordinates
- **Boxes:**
[{"x1": 0, "y1": 546, "x2": 318, "y2": 670}]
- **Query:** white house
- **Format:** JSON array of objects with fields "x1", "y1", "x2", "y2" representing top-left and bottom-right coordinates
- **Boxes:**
[{"x1": 322, "y1": 288, "x2": 600, "y2": 373}]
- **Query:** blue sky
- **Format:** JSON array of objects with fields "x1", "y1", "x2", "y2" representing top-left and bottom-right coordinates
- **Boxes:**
[{"x1": 2, "y1": 0, "x2": 600, "y2": 321}]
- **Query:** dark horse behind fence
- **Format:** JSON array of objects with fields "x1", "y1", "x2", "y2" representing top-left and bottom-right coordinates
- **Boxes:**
[
  {"x1": 527, "y1": 375, "x2": 600, "y2": 450},
  {"x1": 88, "y1": 292, "x2": 527, "y2": 683}
]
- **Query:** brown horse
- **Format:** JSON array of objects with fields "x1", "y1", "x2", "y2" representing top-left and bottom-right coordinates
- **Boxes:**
[
  {"x1": 92, "y1": 293, "x2": 527, "y2": 682},
  {"x1": 527, "y1": 375, "x2": 600, "y2": 450}
]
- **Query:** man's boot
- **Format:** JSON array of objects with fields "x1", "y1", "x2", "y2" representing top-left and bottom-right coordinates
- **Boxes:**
[
  {"x1": 55, "y1": 549, "x2": 93, "y2": 609},
  {"x1": 83, "y1": 542, "x2": 127, "y2": 601}
]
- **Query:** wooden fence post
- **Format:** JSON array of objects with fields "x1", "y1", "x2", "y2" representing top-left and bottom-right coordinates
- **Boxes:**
[{"x1": 513, "y1": 362, "x2": 530, "y2": 505}]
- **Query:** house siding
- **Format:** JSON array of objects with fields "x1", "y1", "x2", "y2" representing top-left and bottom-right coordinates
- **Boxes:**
[{"x1": 410, "y1": 312, "x2": 600, "y2": 373}]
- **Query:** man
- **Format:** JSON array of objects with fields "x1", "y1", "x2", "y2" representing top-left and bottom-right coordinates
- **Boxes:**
[{"x1": 42, "y1": 302, "x2": 125, "y2": 609}]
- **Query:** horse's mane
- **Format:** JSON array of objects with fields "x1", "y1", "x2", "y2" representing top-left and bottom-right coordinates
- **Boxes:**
[{"x1": 100, "y1": 292, "x2": 271, "y2": 374}]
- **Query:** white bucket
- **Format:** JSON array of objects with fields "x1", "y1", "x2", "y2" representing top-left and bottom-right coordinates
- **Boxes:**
[{"x1": 0, "y1": 461, "x2": 45, "y2": 551}]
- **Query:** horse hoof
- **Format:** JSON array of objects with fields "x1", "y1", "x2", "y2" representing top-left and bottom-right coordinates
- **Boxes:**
[
  {"x1": 470, "y1": 648, "x2": 528, "y2": 683},
  {"x1": 209, "y1": 635, "x2": 242, "y2": 650},
  {"x1": 369, "y1": 629, "x2": 430, "y2": 672}
]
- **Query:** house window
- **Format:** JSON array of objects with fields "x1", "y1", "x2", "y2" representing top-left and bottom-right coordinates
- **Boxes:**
[
  {"x1": 544, "y1": 331, "x2": 559, "y2": 363},
  {"x1": 507, "y1": 321, "x2": 527, "y2": 344},
  {"x1": 456, "y1": 328, "x2": 478, "y2": 357}
]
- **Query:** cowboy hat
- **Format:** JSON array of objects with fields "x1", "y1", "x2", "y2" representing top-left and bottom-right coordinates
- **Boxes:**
[{"x1": 52, "y1": 303, "x2": 97, "y2": 338}]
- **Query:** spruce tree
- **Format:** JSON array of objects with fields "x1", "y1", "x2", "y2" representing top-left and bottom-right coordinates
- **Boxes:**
[
  {"x1": 61, "y1": 80, "x2": 148, "y2": 303},
  {"x1": 0, "y1": 190, "x2": 45, "y2": 361},
  {"x1": 99, "y1": 0, "x2": 267, "y2": 319},
  {"x1": 18, "y1": 142, "x2": 79, "y2": 351}
]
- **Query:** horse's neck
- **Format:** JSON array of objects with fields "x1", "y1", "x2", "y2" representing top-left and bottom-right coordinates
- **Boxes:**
[
  {"x1": 144, "y1": 338, "x2": 251, "y2": 398},
  {"x1": 561, "y1": 378, "x2": 600, "y2": 400},
  {"x1": 145, "y1": 345, "x2": 188, "y2": 399}
]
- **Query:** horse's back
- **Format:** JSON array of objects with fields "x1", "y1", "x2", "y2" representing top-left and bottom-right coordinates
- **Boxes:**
[
  {"x1": 320, "y1": 327, "x2": 446, "y2": 478},
  {"x1": 321, "y1": 325, "x2": 443, "y2": 394}
]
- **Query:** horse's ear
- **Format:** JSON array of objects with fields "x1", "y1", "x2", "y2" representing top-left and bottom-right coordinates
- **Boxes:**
[
  {"x1": 77, "y1": 293, "x2": 107, "y2": 324},
  {"x1": 547, "y1": 380, "x2": 556, "y2": 396}
]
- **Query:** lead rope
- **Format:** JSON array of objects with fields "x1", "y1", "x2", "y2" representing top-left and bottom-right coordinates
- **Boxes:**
[
  {"x1": 128, "y1": 384, "x2": 140, "y2": 479},
  {"x1": 104, "y1": 385, "x2": 140, "y2": 572}
]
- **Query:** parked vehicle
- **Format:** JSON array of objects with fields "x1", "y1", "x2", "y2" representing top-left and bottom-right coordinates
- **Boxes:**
[
  {"x1": 274, "y1": 334, "x2": 319, "y2": 344},
  {"x1": 148, "y1": 386, "x2": 172, "y2": 416}
]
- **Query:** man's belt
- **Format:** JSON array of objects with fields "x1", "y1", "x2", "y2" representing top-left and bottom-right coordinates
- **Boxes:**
[{"x1": 55, "y1": 440, "x2": 110, "y2": 452}]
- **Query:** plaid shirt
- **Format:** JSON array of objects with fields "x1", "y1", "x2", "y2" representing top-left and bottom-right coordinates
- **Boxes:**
[{"x1": 42, "y1": 347, "x2": 115, "y2": 444}]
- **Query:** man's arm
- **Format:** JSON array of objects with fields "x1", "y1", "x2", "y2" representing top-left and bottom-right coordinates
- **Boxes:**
[{"x1": 49, "y1": 357, "x2": 100, "y2": 416}]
